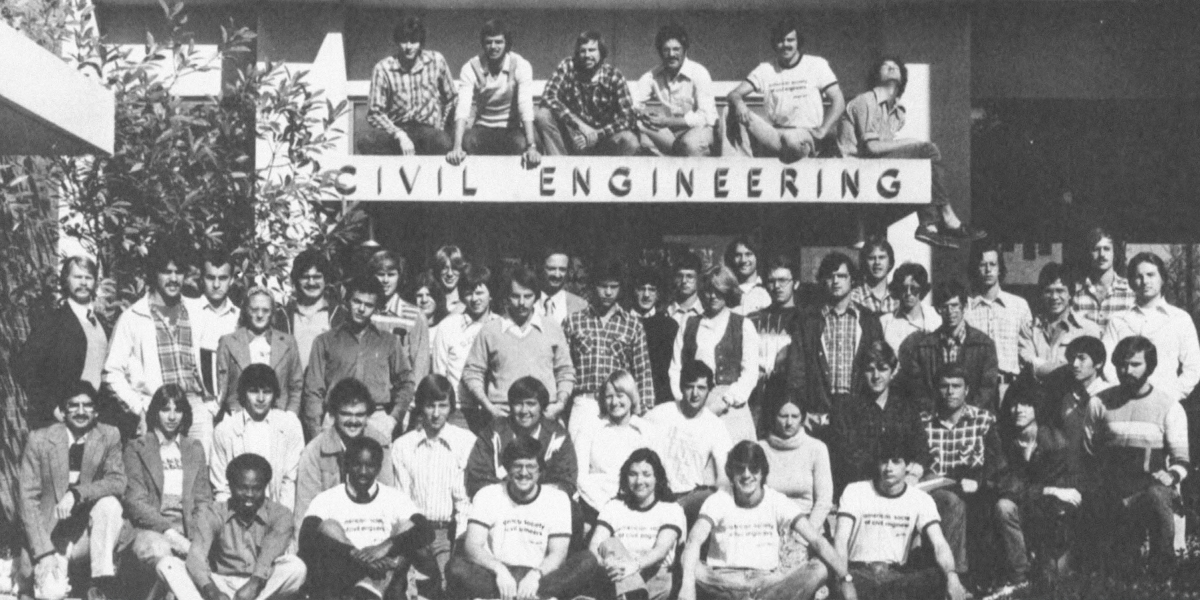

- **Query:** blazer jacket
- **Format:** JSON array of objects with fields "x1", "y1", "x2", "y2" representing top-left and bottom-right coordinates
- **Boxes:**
[
  {"x1": 119, "y1": 432, "x2": 212, "y2": 547},
  {"x1": 19, "y1": 423, "x2": 127, "y2": 558},
  {"x1": 785, "y1": 304, "x2": 884, "y2": 416},
  {"x1": 215, "y1": 327, "x2": 304, "y2": 413},
  {"x1": 14, "y1": 304, "x2": 112, "y2": 428},
  {"x1": 897, "y1": 325, "x2": 1000, "y2": 414}
]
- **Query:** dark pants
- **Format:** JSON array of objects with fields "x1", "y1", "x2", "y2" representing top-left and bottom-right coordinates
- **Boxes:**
[
  {"x1": 930, "y1": 489, "x2": 971, "y2": 574},
  {"x1": 533, "y1": 107, "x2": 638, "y2": 156},
  {"x1": 863, "y1": 142, "x2": 949, "y2": 221},
  {"x1": 463, "y1": 126, "x2": 527, "y2": 155},
  {"x1": 299, "y1": 519, "x2": 433, "y2": 600},
  {"x1": 1102, "y1": 478, "x2": 1178, "y2": 567},
  {"x1": 384, "y1": 123, "x2": 453, "y2": 155},
  {"x1": 846, "y1": 562, "x2": 944, "y2": 600},
  {"x1": 994, "y1": 495, "x2": 1077, "y2": 581},
  {"x1": 445, "y1": 551, "x2": 604, "y2": 600}
]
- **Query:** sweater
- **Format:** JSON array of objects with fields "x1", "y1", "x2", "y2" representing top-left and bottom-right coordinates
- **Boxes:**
[{"x1": 758, "y1": 432, "x2": 833, "y2": 519}]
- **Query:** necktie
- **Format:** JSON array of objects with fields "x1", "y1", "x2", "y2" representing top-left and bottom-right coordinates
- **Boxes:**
[
  {"x1": 544, "y1": 297, "x2": 555, "y2": 317},
  {"x1": 86, "y1": 309, "x2": 97, "y2": 327}
]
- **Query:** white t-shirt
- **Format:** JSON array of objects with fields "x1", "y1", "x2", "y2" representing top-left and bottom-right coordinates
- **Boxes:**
[
  {"x1": 468, "y1": 483, "x2": 573, "y2": 569},
  {"x1": 746, "y1": 55, "x2": 838, "y2": 129},
  {"x1": 837, "y1": 481, "x2": 940, "y2": 566},
  {"x1": 646, "y1": 403, "x2": 733, "y2": 494},
  {"x1": 698, "y1": 488, "x2": 800, "y2": 572},
  {"x1": 304, "y1": 483, "x2": 419, "y2": 549},
  {"x1": 596, "y1": 499, "x2": 687, "y2": 568}
]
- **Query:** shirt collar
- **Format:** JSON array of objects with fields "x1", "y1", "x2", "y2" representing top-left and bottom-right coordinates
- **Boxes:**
[
  {"x1": 654, "y1": 58, "x2": 697, "y2": 82},
  {"x1": 154, "y1": 429, "x2": 179, "y2": 450},
  {"x1": 668, "y1": 300, "x2": 701, "y2": 316},
  {"x1": 822, "y1": 303, "x2": 860, "y2": 319},
  {"x1": 970, "y1": 293, "x2": 1008, "y2": 309},
  {"x1": 67, "y1": 298, "x2": 93, "y2": 322},
  {"x1": 1134, "y1": 296, "x2": 1170, "y2": 314},
  {"x1": 201, "y1": 298, "x2": 237, "y2": 316},
  {"x1": 225, "y1": 501, "x2": 272, "y2": 525},
  {"x1": 588, "y1": 303, "x2": 629, "y2": 320},
  {"x1": 390, "y1": 50, "x2": 431, "y2": 73},
  {"x1": 636, "y1": 306, "x2": 657, "y2": 319},
  {"x1": 503, "y1": 314, "x2": 545, "y2": 334},
  {"x1": 940, "y1": 320, "x2": 967, "y2": 343}
]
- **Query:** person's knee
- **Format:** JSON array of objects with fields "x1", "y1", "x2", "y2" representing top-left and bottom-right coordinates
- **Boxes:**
[
  {"x1": 675, "y1": 129, "x2": 712, "y2": 157},
  {"x1": 609, "y1": 131, "x2": 639, "y2": 155},
  {"x1": 534, "y1": 107, "x2": 557, "y2": 129},
  {"x1": 90, "y1": 496, "x2": 123, "y2": 524},
  {"x1": 133, "y1": 531, "x2": 173, "y2": 564},
  {"x1": 995, "y1": 498, "x2": 1021, "y2": 522},
  {"x1": 917, "y1": 141, "x2": 941, "y2": 161},
  {"x1": 272, "y1": 555, "x2": 308, "y2": 590},
  {"x1": 932, "y1": 491, "x2": 966, "y2": 518},
  {"x1": 461, "y1": 128, "x2": 482, "y2": 154}
]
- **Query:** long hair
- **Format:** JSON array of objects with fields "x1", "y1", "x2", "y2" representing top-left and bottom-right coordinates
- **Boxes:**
[
  {"x1": 146, "y1": 384, "x2": 193, "y2": 436},
  {"x1": 618, "y1": 448, "x2": 673, "y2": 508}
]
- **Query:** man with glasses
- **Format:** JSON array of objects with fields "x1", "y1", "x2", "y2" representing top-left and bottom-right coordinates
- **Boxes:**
[{"x1": 897, "y1": 281, "x2": 1000, "y2": 415}]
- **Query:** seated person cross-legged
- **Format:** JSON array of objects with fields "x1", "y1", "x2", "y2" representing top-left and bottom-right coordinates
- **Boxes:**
[
  {"x1": 679, "y1": 441, "x2": 855, "y2": 600},
  {"x1": 588, "y1": 448, "x2": 687, "y2": 600},
  {"x1": 834, "y1": 435, "x2": 967, "y2": 600},
  {"x1": 534, "y1": 30, "x2": 639, "y2": 156},
  {"x1": 299, "y1": 437, "x2": 435, "y2": 600},
  {"x1": 447, "y1": 435, "x2": 605, "y2": 600}
]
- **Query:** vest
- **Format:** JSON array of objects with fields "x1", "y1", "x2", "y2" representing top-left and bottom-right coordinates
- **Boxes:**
[{"x1": 681, "y1": 313, "x2": 744, "y2": 386}]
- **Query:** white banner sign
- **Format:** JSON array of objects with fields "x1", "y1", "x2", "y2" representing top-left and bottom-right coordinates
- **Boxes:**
[{"x1": 333, "y1": 156, "x2": 931, "y2": 204}]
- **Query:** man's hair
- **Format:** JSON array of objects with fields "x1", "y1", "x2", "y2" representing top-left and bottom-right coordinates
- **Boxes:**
[
  {"x1": 1086, "y1": 227, "x2": 1120, "y2": 255},
  {"x1": 237, "y1": 364, "x2": 281, "y2": 408},
  {"x1": 654, "y1": 23, "x2": 689, "y2": 52},
  {"x1": 1065, "y1": 335, "x2": 1106, "y2": 370},
  {"x1": 59, "y1": 256, "x2": 99, "y2": 297},
  {"x1": 702, "y1": 266, "x2": 742, "y2": 308},
  {"x1": 970, "y1": 242, "x2": 1008, "y2": 285},
  {"x1": 867, "y1": 57, "x2": 908, "y2": 97},
  {"x1": 508, "y1": 375, "x2": 550, "y2": 409},
  {"x1": 723, "y1": 236, "x2": 759, "y2": 274},
  {"x1": 859, "y1": 339, "x2": 899, "y2": 372},
  {"x1": 457, "y1": 262, "x2": 492, "y2": 299},
  {"x1": 393, "y1": 16, "x2": 426, "y2": 45},
  {"x1": 817, "y1": 251, "x2": 858, "y2": 284},
  {"x1": 936, "y1": 364, "x2": 969, "y2": 385},
  {"x1": 574, "y1": 30, "x2": 608, "y2": 61},
  {"x1": 765, "y1": 255, "x2": 797, "y2": 279},
  {"x1": 1127, "y1": 252, "x2": 1168, "y2": 288},
  {"x1": 631, "y1": 266, "x2": 663, "y2": 291},
  {"x1": 768, "y1": 15, "x2": 806, "y2": 48},
  {"x1": 290, "y1": 248, "x2": 333, "y2": 290},
  {"x1": 201, "y1": 247, "x2": 232, "y2": 271},
  {"x1": 674, "y1": 253, "x2": 703, "y2": 275},
  {"x1": 368, "y1": 250, "x2": 406, "y2": 279},
  {"x1": 680, "y1": 360, "x2": 714, "y2": 389},
  {"x1": 415, "y1": 373, "x2": 456, "y2": 414},
  {"x1": 889, "y1": 262, "x2": 931, "y2": 300},
  {"x1": 931, "y1": 280, "x2": 969, "y2": 307},
  {"x1": 60, "y1": 380, "x2": 98, "y2": 409},
  {"x1": 328, "y1": 377, "x2": 375, "y2": 415},
  {"x1": 145, "y1": 238, "x2": 192, "y2": 281},
  {"x1": 875, "y1": 433, "x2": 916, "y2": 465},
  {"x1": 594, "y1": 259, "x2": 626, "y2": 290},
  {"x1": 500, "y1": 435, "x2": 544, "y2": 469},
  {"x1": 227, "y1": 453, "x2": 273, "y2": 487},
  {"x1": 619, "y1": 448, "x2": 673, "y2": 507},
  {"x1": 858, "y1": 238, "x2": 895, "y2": 274},
  {"x1": 1000, "y1": 376, "x2": 1057, "y2": 431},
  {"x1": 435, "y1": 245, "x2": 466, "y2": 274},
  {"x1": 410, "y1": 270, "x2": 448, "y2": 319},
  {"x1": 508, "y1": 265, "x2": 541, "y2": 298},
  {"x1": 1112, "y1": 335, "x2": 1158, "y2": 377},
  {"x1": 343, "y1": 436, "x2": 384, "y2": 468},
  {"x1": 600, "y1": 370, "x2": 640, "y2": 417},
  {"x1": 145, "y1": 383, "x2": 193, "y2": 435},
  {"x1": 725, "y1": 440, "x2": 770, "y2": 483},
  {"x1": 480, "y1": 18, "x2": 512, "y2": 47},
  {"x1": 1037, "y1": 262, "x2": 1076, "y2": 292},
  {"x1": 345, "y1": 276, "x2": 385, "y2": 303}
]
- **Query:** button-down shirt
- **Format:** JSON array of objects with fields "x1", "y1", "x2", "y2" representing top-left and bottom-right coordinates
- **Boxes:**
[
  {"x1": 302, "y1": 323, "x2": 415, "y2": 436},
  {"x1": 455, "y1": 52, "x2": 535, "y2": 129},
  {"x1": 926, "y1": 405, "x2": 1002, "y2": 481},
  {"x1": 391, "y1": 424, "x2": 475, "y2": 523},
  {"x1": 1019, "y1": 310, "x2": 1101, "y2": 379},
  {"x1": 837, "y1": 88, "x2": 905, "y2": 157},
  {"x1": 966, "y1": 291, "x2": 1032, "y2": 376},
  {"x1": 734, "y1": 275, "x2": 771, "y2": 316},
  {"x1": 563, "y1": 305, "x2": 655, "y2": 410},
  {"x1": 367, "y1": 50, "x2": 457, "y2": 134},
  {"x1": 433, "y1": 311, "x2": 502, "y2": 408},
  {"x1": 1102, "y1": 297, "x2": 1200, "y2": 401},
  {"x1": 539, "y1": 289, "x2": 572, "y2": 325},
  {"x1": 186, "y1": 499, "x2": 294, "y2": 587},
  {"x1": 822, "y1": 304, "x2": 862, "y2": 395},
  {"x1": 1073, "y1": 274, "x2": 1136, "y2": 330},
  {"x1": 939, "y1": 321, "x2": 967, "y2": 365},
  {"x1": 541, "y1": 58, "x2": 636, "y2": 138},
  {"x1": 632, "y1": 58, "x2": 717, "y2": 128},
  {"x1": 850, "y1": 282, "x2": 900, "y2": 316},
  {"x1": 666, "y1": 299, "x2": 702, "y2": 329},
  {"x1": 188, "y1": 297, "x2": 240, "y2": 396},
  {"x1": 880, "y1": 306, "x2": 942, "y2": 360}
]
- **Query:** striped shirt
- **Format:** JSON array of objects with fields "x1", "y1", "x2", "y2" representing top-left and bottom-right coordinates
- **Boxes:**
[
  {"x1": 1086, "y1": 385, "x2": 1190, "y2": 482},
  {"x1": 1073, "y1": 274, "x2": 1136, "y2": 330},
  {"x1": 541, "y1": 58, "x2": 636, "y2": 138},
  {"x1": 391, "y1": 424, "x2": 476, "y2": 523},
  {"x1": 965, "y1": 290, "x2": 1032, "y2": 376},
  {"x1": 455, "y1": 52, "x2": 535, "y2": 129},
  {"x1": 367, "y1": 50, "x2": 457, "y2": 134},
  {"x1": 822, "y1": 305, "x2": 861, "y2": 395},
  {"x1": 563, "y1": 305, "x2": 655, "y2": 410}
]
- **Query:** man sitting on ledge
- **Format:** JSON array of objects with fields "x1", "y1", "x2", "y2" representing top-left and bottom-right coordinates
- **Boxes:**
[
  {"x1": 535, "y1": 30, "x2": 639, "y2": 156},
  {"x1": 366, "y1": 15, "x2": 457, "y2": 156}
]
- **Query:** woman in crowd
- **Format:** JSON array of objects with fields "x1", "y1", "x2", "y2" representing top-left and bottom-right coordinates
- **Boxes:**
[
  {"x1": 669, "y1": 266, "x2": 761, "y2": 443},
  {"x1": 209, "y1": 363, "x2": 305, "y2": 510},
  {"x1": 215, "y1": 286, "x2": 303, "y2": 415},
  {"x1": 119, "y1": 385, "x2": 212, "y2": 591},
  {"x1": 757, "y1": 395, "x2": 833, "y2": 569},
  {"x1": 575, "y1": 370, "x2": 659, "y2": 522},
  {"x1": 434, "y1": 244, "x2": 466, "y2": 315},
  {"x1": 413, "y1": 269, "x2": 449, "y2": 344},
  {"x1": 589, "y1": 448, "x2": 686, "y2": 600},
  {"x1": 878, "y1": 262, "x2": 941, "y2": 360}
]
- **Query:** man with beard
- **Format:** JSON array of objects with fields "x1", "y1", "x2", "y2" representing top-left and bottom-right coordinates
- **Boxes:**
[
  {"x1": 724, "y1": 237, "x2": 770, "y2": 316},
  {"x1": 849, "y1": 239, "x2": 898, "y2": 316},
  {"x1": 446, "y1": 19, "x2": 540, "y2": 167},
  {"x1": 271, "y1": 250, "x2": 347, "y2": 374},
  {"x1": 632, "y1": 24, "x2": 716, "y2": 157},
  {"x1": 536, "y1": 249, "x2": 587, "y2": 326},
  {"x1": 1018, "y1": 263, "x2": 1100, "y2": 382},
  {"x1": 535, "y1": 30, "x2": 639, "y2": 156},
  {"x1": 367, "y1": 15, "x2": 457, "y2": 155},
  {"x1": 1085, "y1": 336, "x2": 1189, "y2": 572},
  {"x1": 185, "y1": 453, "x2": 307, "y2": 600},
  {"x1": 19, "y1": 383, "x2": 126, "y2": 600},
  {"x1": 630, "y1": 267, "x2": 679, "y2": 407},
  {"x1": 16, "y1": 256, "x2": 111, "y2": 429},
  {"x1": 1072, "y1": 227, "x2": 1135, "y2": 330}
]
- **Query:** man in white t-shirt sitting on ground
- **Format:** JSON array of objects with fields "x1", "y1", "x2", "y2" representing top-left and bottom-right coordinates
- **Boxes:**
[
  {"x1": 446, "y1": 436, "x2": 605, "y2": 600},
  {"x1": 298, "y1": 437, "x2": 434, "y2": 600},
  {"x1": 726, "y1": 16, "x2": 844, "y2": 162},
  {"x1": 834, "y1": 435, "x2": 966, "y2": 600}
]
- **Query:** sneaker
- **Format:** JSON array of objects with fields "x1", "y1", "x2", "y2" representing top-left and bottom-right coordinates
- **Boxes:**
[
  {"x1": 914, "y1": 223, "x2": 960, "y2": 249},
  {"x1": 943, "y1": 224, "x2": 988, "y2": 243},
  {"x1": 981, "y1": 578, "x2": 1028, "y2": 600}
]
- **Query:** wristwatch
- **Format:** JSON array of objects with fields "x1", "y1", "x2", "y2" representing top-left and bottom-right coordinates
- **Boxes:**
[{"x1": 841, "y1": 573, "x2": 854, "y2": 584}]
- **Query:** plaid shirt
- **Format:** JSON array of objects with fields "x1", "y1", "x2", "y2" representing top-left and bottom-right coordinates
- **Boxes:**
[
  {"x1": 541, "y1": 58, "x2": 636, "y2": 138},
  {"x1": 965, "y1": 291, "x2": 1032, "y2": 375},
  {"x1": 850, "y1": 283, "x2": 899, "y2": 316},
  {"x1": 926, "y1": 405, "x2": 1001, "y2": 481},
  {"x1": 150, "y1": 303, "x2": 203, "y2": 395},
  {"x1": 940, "y1": 320, "x2": 967, "y2": 365},
  {"x1": 367, "y1": 50, "x2": 457, "y2": 134},
  {"x1": 1072, "y1": 274, "x2": 1136, "y2": 330},
  {"x1": 821, "y1": 304, "x2": 861, "y2": 395},
  {"x1": 563, "y1": 304, "x2": 655, "y2": 411}
]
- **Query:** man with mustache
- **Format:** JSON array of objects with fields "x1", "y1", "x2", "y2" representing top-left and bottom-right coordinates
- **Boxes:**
[
  {"x1": 106, "y1": 241, "x2": 213, "y2": 444},
  {"x1": 366, "y1": 15, "x2": 456, "y2": 156},
  {"x1": 1018, "y1": 263, "x2": 1100, "y2": 382},
  {"x1": 535, "y1": 30, "x2": 639, "y2": 156},
  {"x1": 16, "y1": 256, "x2": 111, "y2": 430},
  {"x1": 536, "y1": 249, "x2": 587, "y2": 327},
  {"x1": 631, "y1": 24, "x2": 716, "y2": 157}
]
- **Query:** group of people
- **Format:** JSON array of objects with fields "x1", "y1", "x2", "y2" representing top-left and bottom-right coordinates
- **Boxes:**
[
  {"x1": 7, "y1": 223, "x2": 1196, "y2": 600},
  {"x1": 368, "y1": 15, "x2": 982, "y2": 249}
]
